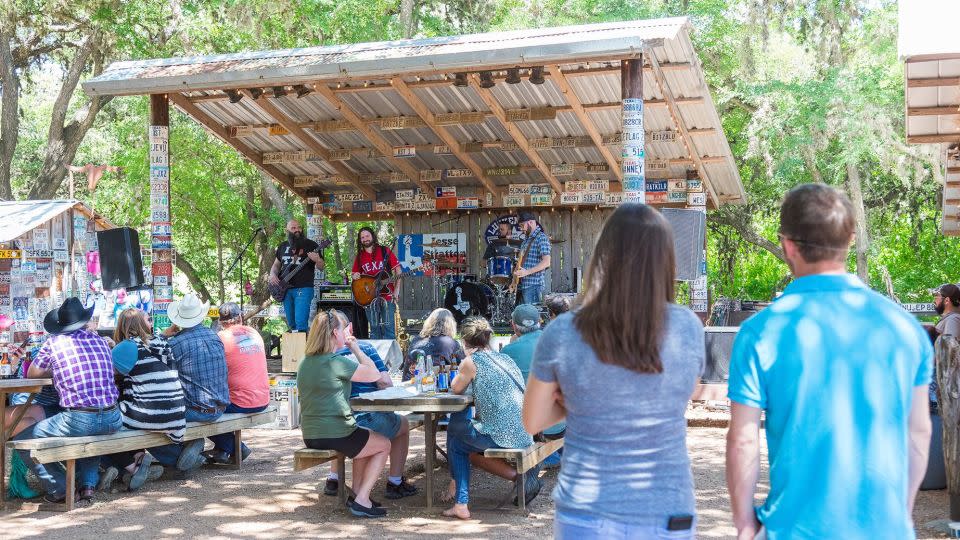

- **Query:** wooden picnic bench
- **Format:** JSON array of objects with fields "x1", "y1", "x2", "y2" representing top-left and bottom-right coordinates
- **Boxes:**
[
  {"x1": 293, "y1": 413, "x2": 424, "y2": 506},
  {"x1": 6, "y1": 407, "x2": 277, "y2": 511},
  {"x1": 485, "y1": 437, "x2": 564, "y2": 512}
]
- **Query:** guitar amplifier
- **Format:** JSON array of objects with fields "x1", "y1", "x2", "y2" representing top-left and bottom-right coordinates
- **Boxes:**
[{"x1": 316, "y1": 292, "x2": 369, "y2": 340}]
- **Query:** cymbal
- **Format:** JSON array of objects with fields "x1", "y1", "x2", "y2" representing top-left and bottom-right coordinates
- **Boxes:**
[{"x1": 490, "y1": 238, "x2": 522, "y2": 246}]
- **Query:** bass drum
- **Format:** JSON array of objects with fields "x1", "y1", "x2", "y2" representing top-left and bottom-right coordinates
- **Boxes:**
[{"x1": 444, "y1": 282, "x2": 494, "y2": 323}]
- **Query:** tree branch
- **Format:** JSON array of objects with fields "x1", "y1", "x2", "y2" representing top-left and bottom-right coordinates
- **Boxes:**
[
  {"x1": 709, "y1": 210, "x2": 786, "y2": 263},
  {"x1": 175, "y1": 255, "x2": 215, "y2": 305}
]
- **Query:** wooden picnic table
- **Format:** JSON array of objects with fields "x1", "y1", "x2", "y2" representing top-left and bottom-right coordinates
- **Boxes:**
[
  {"x1": 351, "y1": 390, "x2": 472, "y2": 509},
  {"x1": 0, "y1": 378, "x2": 53, "y2": 505}
]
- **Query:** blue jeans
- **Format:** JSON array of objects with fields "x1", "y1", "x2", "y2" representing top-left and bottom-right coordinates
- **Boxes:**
[
  {"x1": 555, "y1": 510, "x2": 696, "y2": 540},
  {"x1": 13, "y1": 408, "x2": 123, "y2": 495},
  {"x1": 148, "y1": 408, "x2": 222, "y2": 466},
  {"x1": 447, "y1": 409, "x2": 500, "y2": 504},
  {"x1": 365, "y1": 299, "x2": 396, "y2": 339},
  {"x1": 283, "y1": 286, "x2": 315, "y2": 332},
  {"x1": 520, "y1": 284, "x2": 543, "y2": 305},
  {"x1": 208, "y1": 403, "x2": 267, "y2": 456}
]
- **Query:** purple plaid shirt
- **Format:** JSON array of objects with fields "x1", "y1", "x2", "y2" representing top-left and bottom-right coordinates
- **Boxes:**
[{"x1": 32, "y1": 329, "x2": 119, "y2": 408}]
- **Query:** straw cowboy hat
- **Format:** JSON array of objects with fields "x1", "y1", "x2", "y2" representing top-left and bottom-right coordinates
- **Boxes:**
[
  {"x1": 167, "y1": 294, "x2": 210, "y2": 329},
  {"x1": 43, "y1": 297, "x2": 95, "y2": 334}
]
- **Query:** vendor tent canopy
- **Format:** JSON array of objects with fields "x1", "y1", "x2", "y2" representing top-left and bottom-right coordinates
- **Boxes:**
[
  {"x1": 899, "y1": 0, "x2": 960, "y2": 235},
  {"x1": 83, "y1": 17, "x2": 745, "y2": 212},
  {"x1": 0, "y1": 200, "x2": 113, "y2": 243}
]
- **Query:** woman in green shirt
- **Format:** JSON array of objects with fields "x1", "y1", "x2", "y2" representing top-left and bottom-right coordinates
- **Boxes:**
[{"x1": 298, "y1": 309, "x2": 391, "y2": 518}]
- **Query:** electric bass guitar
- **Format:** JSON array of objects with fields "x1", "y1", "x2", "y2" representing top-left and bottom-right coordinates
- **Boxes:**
[
  {"x1": 352, "y1": 272, "x2": 402, "y2": 307},
  {"x1": 268, "y1": 239, "x2": 331, "y2": 302}
]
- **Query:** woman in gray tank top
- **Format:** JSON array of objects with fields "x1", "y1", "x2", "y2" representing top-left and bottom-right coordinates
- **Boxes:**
[{"x1": 524, "y1": 204, "x2": 705, "y2": 539}]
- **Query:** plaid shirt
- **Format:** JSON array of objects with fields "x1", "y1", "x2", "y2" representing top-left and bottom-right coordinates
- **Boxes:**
[
  {"x1": 168, "y1": 324, "x2": 230, "y2": 411},
  {"x1": 519, "y1": 227, "x2": 551, "y2": 290},
  {"x1": 32, "y1": 329, "x2": 119, "y2": 408}
]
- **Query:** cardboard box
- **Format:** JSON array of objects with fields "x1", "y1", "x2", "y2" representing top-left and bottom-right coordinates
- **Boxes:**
[
  {"x1": 281, "y1": 332, "x2": 306, "y2": 373},
  {"x1": 259, "y1": 375, "x2": 300, "y2": 430}
]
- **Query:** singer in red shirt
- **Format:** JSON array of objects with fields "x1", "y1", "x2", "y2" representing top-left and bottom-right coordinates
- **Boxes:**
[{"x1": 351, "y1": 227, "x2": 402, "y2": 339}]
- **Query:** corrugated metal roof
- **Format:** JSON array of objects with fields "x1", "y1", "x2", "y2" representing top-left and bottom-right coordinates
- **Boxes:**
[
  {"x1": 81, "y1": 17, "x2": 746, "y2": 207},
  {"x1": 0, "y1": 200, "x2": 114, "y2": 243}
]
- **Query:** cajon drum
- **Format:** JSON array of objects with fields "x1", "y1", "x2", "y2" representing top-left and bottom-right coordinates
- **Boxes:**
[{"x1": 281, "y1": 332, "x2": 307, "y2": 373}]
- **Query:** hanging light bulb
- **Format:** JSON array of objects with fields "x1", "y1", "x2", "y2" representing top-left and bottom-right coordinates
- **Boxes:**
[
  {"x1": 225, "y1": 89, "x2": 243, "y2": 103},
  {"x1": 293, "y1": 84, "x2": 312, "y2": 98},
  {"x1": 272, "y1": 86, "x2": 287, "y2": 98},
  {"x1": 246, "y1": 88, "x2": 263, "y2": 100}
]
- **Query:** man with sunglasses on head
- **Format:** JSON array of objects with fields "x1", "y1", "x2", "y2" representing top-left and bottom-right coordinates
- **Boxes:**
[{"x1": 321, "y1": 311, "x2": 418, "y2": 501}]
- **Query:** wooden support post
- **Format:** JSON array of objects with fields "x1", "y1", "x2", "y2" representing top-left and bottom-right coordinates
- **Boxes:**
[
  {"x1": 233, "y1": 430, "x2": 243, "y2": 468},
  {"x1": 149, "y1": 95, "x2": 174, "y2": 333},
  {"x1": 620, "y1": 57, "x2": 644, "y2": 202},
  {"x1": 686, "y1": 169, "x2": 709, "y2": 319},
  {"x1": 336, "y1": 454, "x2": 347, "y2": 505},
  {"x1": 65, "y1": 459, "x2": 76, "y2": 511}
]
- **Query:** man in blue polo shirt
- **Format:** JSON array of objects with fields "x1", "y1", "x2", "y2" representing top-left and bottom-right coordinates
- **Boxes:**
[{"x1": 726, "y1": 184, "x2": 932, "y2": 540}]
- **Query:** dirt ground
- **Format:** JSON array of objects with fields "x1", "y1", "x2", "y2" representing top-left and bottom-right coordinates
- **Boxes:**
[{"x1": 0, "y1": 426, "x2": 951, "y2": 539}]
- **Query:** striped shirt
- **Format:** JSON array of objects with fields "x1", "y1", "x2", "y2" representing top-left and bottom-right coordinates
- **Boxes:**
[
  {"x1": 519, "y1": 227, "x2": 551, "y2": 290},
  {"x1": 118, "y1": 336, "x2": 187, "y2": 442},
  {"x1": 32, "y1": 329, "x2": 118, "y2": 408}
]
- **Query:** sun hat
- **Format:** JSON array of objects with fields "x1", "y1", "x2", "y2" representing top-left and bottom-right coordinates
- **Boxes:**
[
  {"x1": 111, "y1": 339, "x2": 138, "y2": 376},
  {"x1": 167, "y1": 293, "x2": 210, "y2": 329},
  {"x1": 43, "y1": 297, "x2": 95, "y2": 334}
]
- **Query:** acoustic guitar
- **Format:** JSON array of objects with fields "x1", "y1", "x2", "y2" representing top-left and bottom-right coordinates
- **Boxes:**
[
  {"x1": 352, "y1": 272, "x2": 402, "y2": 307},
  {"x1": 268, "y1": 239, "x2": 331, "y2": 302}
]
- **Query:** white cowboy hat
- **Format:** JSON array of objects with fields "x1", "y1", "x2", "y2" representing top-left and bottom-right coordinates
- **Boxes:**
[{"x1": 167, "y1": 294, "x2": 210, "y2": 328}]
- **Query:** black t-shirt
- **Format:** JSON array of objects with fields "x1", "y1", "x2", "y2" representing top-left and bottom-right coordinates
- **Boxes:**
[{"x1": 275, "y1": 238, "x2": 320, "y2": 289}]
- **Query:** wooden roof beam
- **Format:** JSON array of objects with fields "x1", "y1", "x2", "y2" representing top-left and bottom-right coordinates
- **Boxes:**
[
  {"x1": 549, "y1": 65, "x2": 622, "y2": 181},
  {"x1": 908, "y1": 105, "x2": 960, "y2": 116},
  {"x1": 647, "y1": 54, "x2": 721, "y2": 207},
  {"x1": 907, "y1": 77, "x2": 960, "y2": 88},
  {"x1": 468, "y1": 74, "x2": 564, "y2": 194},
  {"x1": 313, "y1": 83, "x2": 434, "y2": 196},
  {"x1": 240, "y1": 90, "x2": 375, "y2": 199},
  {"x1": 907, "y1": 134, "x2": 960, "y2": 144},
  {"x1": 389, "y1": 77, "x2": 500, "y2": 198},
  {"x1": 168, "y1": 93, "x2": 300, "y2": 196}
]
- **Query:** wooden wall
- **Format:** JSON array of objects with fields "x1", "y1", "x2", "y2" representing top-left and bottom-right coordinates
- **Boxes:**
[{"x1": 393, "y1": 208, "x2": 613, "y2": 320}]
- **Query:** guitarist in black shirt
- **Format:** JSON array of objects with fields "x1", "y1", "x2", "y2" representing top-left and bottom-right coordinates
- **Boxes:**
[{"x1": 269, "y1": 219, "x2": 323, "y2": 332}]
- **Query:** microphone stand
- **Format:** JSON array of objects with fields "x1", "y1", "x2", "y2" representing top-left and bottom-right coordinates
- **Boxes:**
[{"x1": 226, "y1": 228, "x2": 264, "y2": 315}]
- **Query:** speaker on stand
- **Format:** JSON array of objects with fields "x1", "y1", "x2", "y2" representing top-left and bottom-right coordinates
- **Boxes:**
[{"x1": 97, "y1": 227, "x2": 145, "y2": 291}]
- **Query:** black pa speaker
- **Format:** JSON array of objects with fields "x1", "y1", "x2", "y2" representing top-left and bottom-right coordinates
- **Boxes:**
[
  {"x1": 661, "y1": 208, "x2": 706, "y2": 281},
  {"x1": 97, "y1": 227, "x2": 145, "y2": 291}
]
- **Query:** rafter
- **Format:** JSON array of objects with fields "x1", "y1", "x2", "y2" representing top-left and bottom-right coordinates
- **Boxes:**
[
  {"x1": 549, "y1": 65, "x2": 622, "y2": 181},
  {"x1": 240, "y1": 90, "x2": 375, "y2": 199},
  {"x1": 168, "y1": 94, "x2": 301, "y2": 196},
  {"x1": 389, "y1": 77, "x2": 500, "y2": 198},
  {"x1": 313, "y1": 83, "x2": 434, "y2": 196},
  {"x1": 647, "y1": 54, "x2": 720, "y2": 207},
  {"x1": 468, "y1": 75, "x2": 563, "y2": 194},
  {"x1": 908, "y1": 134, "x2": 960, "y2": 144},
  {"x1": 907, "y1": 105, "x2": 960, "y2": 116}
]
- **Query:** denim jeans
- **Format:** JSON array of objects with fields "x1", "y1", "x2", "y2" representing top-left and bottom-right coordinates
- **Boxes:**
[
  {"x1": 13, "y1": 408, "x2": 122, "y2": 495},
  {"x1": 555, "y1": 510, "x2": 696, "y2": 540},
  {"x1": 208, "y1": 403, "x2": 267, "y2": 456},
  {"x1": 148, "y1": 408, "x2": 222, "y2": 466},
  {"x1": 283, "y1": 286, "x2": 315, "y2": 332},
  {"x1": 365, "y1": 299, "x2": 396, "y2": 339},
  {"x1": 446, "y1": 409, "x2": 500, "y2": 504},
  {"x1": 520, "y1": 284, "x2": 543, "y2": 305}
]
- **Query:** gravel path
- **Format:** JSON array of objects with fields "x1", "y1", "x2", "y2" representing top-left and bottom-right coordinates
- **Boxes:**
[{"x1": 0, "y1": 427, "x2": 950, "y2": 539}]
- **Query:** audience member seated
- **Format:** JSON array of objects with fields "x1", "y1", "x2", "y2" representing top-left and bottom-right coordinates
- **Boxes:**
[
  {"x1": 442, "y1": 316, "x2": 539, "y2": 520},
  {"x1": 99, "y1": 309, "x2": 186, "y2": 491},
  {"x1": 402, "y1": 308, "x2": 465, "y2": 381},
  {"x1": 298, "y1": 309, "x2": 392, "y2": 518},
  {"x1": 148, "y1": 294, "x2": 229, "y2": 472},
  {"x1": 206, "y1": 302, "x2": 271, "y2": 464},
  {"x1": 12, "y1": 297, "x2": 122, "y2": 505},
  {"x1": 543, "y1": 294, "x2": 572, "y2": 322},
  {"x1": 501, "y1": 305, "x2": 563, "y2": 467},
  {"x1": 322, "y1": 310, "x2": 418, "y2": 500}
]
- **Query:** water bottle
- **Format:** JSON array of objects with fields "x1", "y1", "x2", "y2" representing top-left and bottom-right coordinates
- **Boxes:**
[{"x1": 414, "y1": 369, "x2": 423, "y2": 393}]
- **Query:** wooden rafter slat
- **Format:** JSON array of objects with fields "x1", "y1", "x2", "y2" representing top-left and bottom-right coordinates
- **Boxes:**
[
  {"x1": 240, "y1": 90, "x2": 375, "y2": 199},
  {"x1": 647, "y1": 54, "x2": 721, "y2": 207},
  {"x1": 548, "y1": 65, "x2": 623, "y2": 181},
  {"x1": 313, "y1": 83, "x2": 434, "y2": 196},
  {"x1": 168, "y1": 93, "x2": 302, "y2": 196},
  {"x1": 908, "y1": 105, "x2": 960, "y2": 116},
  {"x1": 908, "y1": 134, "x2": 960, "y2": 144},
  {"x1": 908, "y1": 77, "x2": 960, "y2": 88},
  {"x1": 467, "y1": 74, "x2": 564, "y2": 194},
  {"x1": 389, "y1": 77, "x2": 500, "y2": 198}
]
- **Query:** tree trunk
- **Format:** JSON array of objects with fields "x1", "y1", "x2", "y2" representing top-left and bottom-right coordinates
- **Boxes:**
[
  {"x1": 0, "y1": 23, "x2": 19, "y2": 200},
  {"x1": 327, "y1": 219, "x2": 344, "y2": 283},
  {"x1": 936, "y1": 336, "x2": 960, "y2": 520},
  {"x1": 399, "y1": 0, "x2": 417, "y2": 38},
  {"x1": 846, "y1": 162, "x2": 869, "y2": 282},
  {"x1": 176, "y1": 255, "x2": 215, "y2": 304}
]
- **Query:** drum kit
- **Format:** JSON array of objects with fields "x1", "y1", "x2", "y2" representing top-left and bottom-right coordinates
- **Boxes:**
[{"x1": 439, "y1": 238, "x2": 521, "y2": 326}]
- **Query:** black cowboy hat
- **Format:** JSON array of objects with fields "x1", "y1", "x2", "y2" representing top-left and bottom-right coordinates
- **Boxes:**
[{"x1": 43, "y1": 297, "x2": 95, "y2": 334}]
